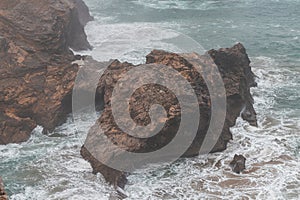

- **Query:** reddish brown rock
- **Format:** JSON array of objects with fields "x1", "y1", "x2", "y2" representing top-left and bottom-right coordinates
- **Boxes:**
[
  {"x1": 0, "y1": 0, "x2": 92, "y2": 144},
  {"x1": 0, "y1": 177, "x2": 7, "y2": 200},
  {"x1": 81, "y1": 43, "x2": 257, "y2": 188}
]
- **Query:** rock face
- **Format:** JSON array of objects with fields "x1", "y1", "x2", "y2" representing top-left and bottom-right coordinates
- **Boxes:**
[
  {"x1": 81, "y1": 43, "x2": 258, "y2": 188},
  {"x1": 72, "y1": 0, "x2": 94, "y2": 26},
  {"x1": 0, "y1": 177, "x2": 7, "y2": 200},
  {"x1": 0, "y1": 0, "x2": 92, "y2": 144},
  {"x1": 230, "y1": 154, "x2": 246, "y2": 173}
]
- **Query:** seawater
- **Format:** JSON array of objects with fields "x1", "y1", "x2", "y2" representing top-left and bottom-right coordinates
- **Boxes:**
[{"x1": 0, "y1": 0, "x2": 299, "y2": 199}]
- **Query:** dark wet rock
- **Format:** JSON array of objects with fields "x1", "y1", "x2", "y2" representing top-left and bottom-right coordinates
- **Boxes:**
[
  {"x1": 81, "y1": 145, "x2": 128, "y2": 188},
  {"x1": 0, "y1": 177, "x2": 7, "y2": 200},
  {"x1": 66, "y1": 0, "x2": 93, "y2": 51},
  {"x1": 81, "y1": 43, "x2": 257, "y2": 188},
  {"x1": 208, "y1": 44, "x2": 258, "y2": 128},
  {"x1": 0, "y1": 0, "x2": 92, "y2": 144},
  {"x1": 72, "y1": 0, "x2": 94, "y2": 26},
  {"x1": 230, "y1": 154, "x2": 246, "y2": 174},
  {"x1": 0, "y1": 37, "x2": 8, "y2": 53}
]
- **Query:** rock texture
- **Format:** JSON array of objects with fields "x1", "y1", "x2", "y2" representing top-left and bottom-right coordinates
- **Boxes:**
[
  {"x1": 0, "y1": 0, "x2": 92, "y2": 144},
  {"x1": 81, "y1": 43, "x2": 258, "y2": 188},
  {"x1": 0, "y1": 177, "x2": 7, "y2": 200},
  {"x1": 230, "y1": 154, "x2": 246, "y2": 174},
  {"x1": 72, "y1": 0, "x2": 94, "y2": 26}
]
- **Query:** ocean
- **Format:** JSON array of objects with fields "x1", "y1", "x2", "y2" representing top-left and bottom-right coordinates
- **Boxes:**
[{"x1": 0, "y1": 0, "x2": 299, "y2": 199}]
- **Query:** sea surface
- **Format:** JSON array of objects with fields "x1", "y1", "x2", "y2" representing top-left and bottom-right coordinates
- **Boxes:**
[{"x1": 0, "y1": 0, "x2": 299, "y2": 199}]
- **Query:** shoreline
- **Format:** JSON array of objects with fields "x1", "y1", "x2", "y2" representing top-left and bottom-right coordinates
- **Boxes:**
[{"x1": 0, "y1": 0, "x2": 299, "y2": 199}]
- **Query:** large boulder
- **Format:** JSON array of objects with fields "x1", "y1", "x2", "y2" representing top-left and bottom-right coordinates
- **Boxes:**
[
  {"x1": 81, "y1": 43, "x2": 258, "y2": 188},
  {"x1": 0, "y1": 0, "x2": 92, "y2": 144}
]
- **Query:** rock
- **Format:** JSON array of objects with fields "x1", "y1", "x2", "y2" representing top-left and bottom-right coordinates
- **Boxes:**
[
  {"x1": 81, "y1": 145, "x2": 128, "y2": 188},
  {"x1": 0, "y1": 0, "x2": 92, "y2": 144},
  {"x1": 230, "y1": 154, "x2": 246, "y2": 174},
  {"x1": 0, "y1": 0, "x2": 91, "y2": 51},
  {"x1": 208, "y1": 45, "x2": 258, "y2": 127},
  {"x1": 66, "y1": 0, "x2": 93, "y2": 51},
  {"x1": 81, "y1": 43, "x2": 257, "y2": 188},
  {"x1": 72, "y1": 0, "x2": 94, "y2": 26},
  {"x1": 0, "y1": 177, "x2": 7, "y2": 200}
]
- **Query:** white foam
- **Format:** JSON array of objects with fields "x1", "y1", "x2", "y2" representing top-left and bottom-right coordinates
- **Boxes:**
[
  {"x1": 1, "y1": 51, "x2": 299, "y2": 200},
  {"x1": 122, "y1": 56, "x2": 300, "y2": 199},
  {"x1": 1, "y1": 7, "x2": 300, "y2": 198},
  {"x1": 83, "y1": 22, "x2": 206, "y2": 64},
  {"x1": 131, "y1": 0, "x2": 251, "y2": 10}
]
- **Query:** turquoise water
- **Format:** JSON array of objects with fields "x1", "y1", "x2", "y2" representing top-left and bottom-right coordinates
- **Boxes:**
[
  {"x1": 1, "y1": 0, "x2": 299, "y2": 199},
  {"x1": 85, "y1": 0, "x2": 300, "y2": 64}
]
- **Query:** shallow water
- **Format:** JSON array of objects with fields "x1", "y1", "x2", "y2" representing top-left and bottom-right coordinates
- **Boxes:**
[{"x1": 1, "y1": 0, "x2": 300, "y2": 199}]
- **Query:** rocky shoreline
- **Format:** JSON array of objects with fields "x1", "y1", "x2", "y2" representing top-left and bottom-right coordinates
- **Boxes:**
[
  {"x1": 0, "y1": 0, "x2": 257, "y2": 196},
  {"x1": 80, "y1": 43, "x2": 257, "y2": 189}
]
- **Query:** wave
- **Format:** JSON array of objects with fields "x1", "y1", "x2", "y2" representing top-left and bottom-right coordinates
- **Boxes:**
[
  {"x1": 1, "y1": 53, "x2": 298, "y2": 199},
  {"x1": 131, "y1": 0, "x2": 251, "y2": 10},
  {"x1": 123, "y1": 56, "x2": 300, "y2": 199}
]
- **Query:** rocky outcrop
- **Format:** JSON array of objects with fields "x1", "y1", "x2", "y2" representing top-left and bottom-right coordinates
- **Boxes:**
[
  {"x1": 208, "y1": 46, "x2": 257, "y2": 127},
  {"x1": 0, "y1": 0, "x2": 92, "y2": 144},
  {"x1": 0, "y1": 177, "x2": 7, "y2": 200},
  {"x1": 72, "y1": 0, "x2": 94, "y2": 26},
  {"x1": 230, "y1": 154, "x2": 246, "y2": 174},
  {"x1": 81, "y1": 43, "x2": 257, "y2": 188}
]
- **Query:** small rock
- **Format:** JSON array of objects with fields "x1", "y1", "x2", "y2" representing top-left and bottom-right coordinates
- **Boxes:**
[
  {"x1": 230, "y1": 154, "x2": 246, "y2": 174},
  {"x1": 214, "y1": 159, "x2": 222, "y2": 168}
]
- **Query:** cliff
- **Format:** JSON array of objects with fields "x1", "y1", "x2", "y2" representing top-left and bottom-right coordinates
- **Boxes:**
[
  {"x1": 0, "y1": 0, "x2": 92, "y2": 144},
  {"x1": 0, "y1": 0, "x2": 258, "y2": 194}
]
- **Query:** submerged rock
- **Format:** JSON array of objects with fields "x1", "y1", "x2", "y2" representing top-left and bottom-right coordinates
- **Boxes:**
[
  {"x1": 230, "y1": 154, "x2": 246, "y2": 174},
  {"x1": 0, "y1": 177, "x2": 7, "y2": 200},
  {"x1": 81, "y1": 43, "x2": 257, "y2": 188},
  {"x1": 0, "y1": 0, "x2": 92, "y2": 144}
]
